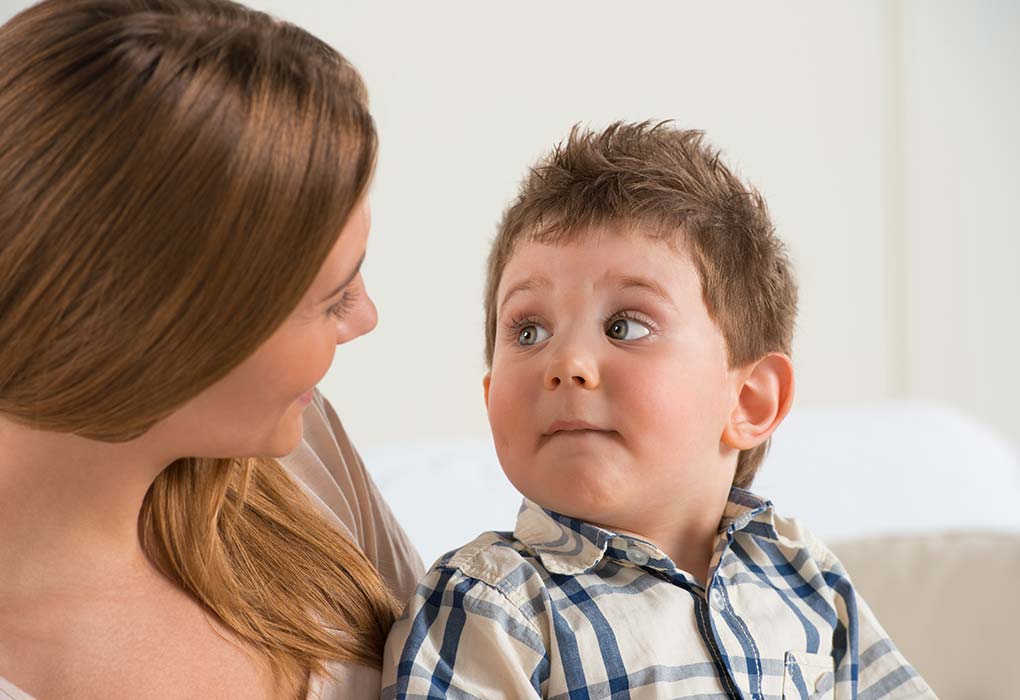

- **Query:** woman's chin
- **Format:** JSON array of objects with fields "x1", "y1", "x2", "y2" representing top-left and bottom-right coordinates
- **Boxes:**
[{"x1": 257, "y1": 412, "x2": 306, "y2": 458}]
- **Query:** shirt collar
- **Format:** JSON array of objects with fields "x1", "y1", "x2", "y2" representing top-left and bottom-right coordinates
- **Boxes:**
[{"x1": 512, "y1": 487, "x2": 778, "y2": 576}]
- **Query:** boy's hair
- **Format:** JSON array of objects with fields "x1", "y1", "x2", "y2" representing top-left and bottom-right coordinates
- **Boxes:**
[{"x1": 484, "y1": 121, "x2": 797, "y2": 488}]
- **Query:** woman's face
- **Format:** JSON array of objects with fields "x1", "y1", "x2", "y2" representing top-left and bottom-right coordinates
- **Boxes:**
[{"x1": 160, "y1": 199, "x2": 377, "y2": 459}]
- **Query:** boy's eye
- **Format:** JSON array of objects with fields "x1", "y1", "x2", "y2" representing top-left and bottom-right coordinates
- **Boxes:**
[
  {"x1": 606, "y1": 318, "x2": 651, "y2": 341},
  {"x1": 517, "y1": 323, "x2": 550, "y2": 346}
]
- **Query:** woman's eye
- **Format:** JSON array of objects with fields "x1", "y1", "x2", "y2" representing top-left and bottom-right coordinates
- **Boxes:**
[
  {"x1": 328, "y1": 287, "x2": 359, "y2": 320},
  {"x1": 606, "y1": 318, "x2": 651, "y2": 341},
  {"x1": 516, "y1": 323, "x2": 550, "y2": 346}
]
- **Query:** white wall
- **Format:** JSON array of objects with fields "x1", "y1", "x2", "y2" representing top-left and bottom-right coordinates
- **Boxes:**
[
  {"x1": 901, "y1": 0, "x2": 1020, "y2": 445},
  {"x1": 1, "y1": 0, "x2": 1016, "y2": 448},
  {"x1": 268, "y1": 0, "x2": 901, "y2": 445}
]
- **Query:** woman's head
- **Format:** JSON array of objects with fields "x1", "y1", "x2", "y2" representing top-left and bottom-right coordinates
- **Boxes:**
[
  {"x1": 0, "y1": 0, "x2": 396, "y2": 686},
  {"x1": 159, "y1": 196, "x2": 377, "y2": 459},
  {"x1": 0, "y1": 0, "x2": 378, "y2": 450}
]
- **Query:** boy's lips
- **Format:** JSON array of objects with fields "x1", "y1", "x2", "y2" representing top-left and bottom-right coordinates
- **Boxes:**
[{"x1": 543, "y1": 419, "x2": 613, "y2": 436}]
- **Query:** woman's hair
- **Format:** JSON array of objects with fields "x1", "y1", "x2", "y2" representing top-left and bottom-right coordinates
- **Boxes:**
[{"x1": 0, "y1": 0, "x2": 397, "y2": 692}]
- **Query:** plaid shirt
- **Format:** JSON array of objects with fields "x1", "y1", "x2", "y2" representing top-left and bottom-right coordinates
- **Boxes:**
[{"x1": 383, "y1": 489, "x2": 936, "y2": 700}]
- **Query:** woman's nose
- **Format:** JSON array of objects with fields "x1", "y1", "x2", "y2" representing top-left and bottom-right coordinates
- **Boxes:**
[
  {"x1": 356, "y1": 294, "x2": 378, "y2": 337},
  {"x1": 336, "y1": 286, "x2": 378, "y2": 345},
  {"x1": 543, "y1": 340, "x2": 600, "y2": 390}
]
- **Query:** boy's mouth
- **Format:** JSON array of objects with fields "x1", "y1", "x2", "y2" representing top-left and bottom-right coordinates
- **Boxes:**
[{"x1": 544, "y1": 419, "x2": 612, "y2": 435}]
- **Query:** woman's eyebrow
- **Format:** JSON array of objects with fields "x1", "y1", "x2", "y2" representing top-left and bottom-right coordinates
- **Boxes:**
[{"x1": 320, "y1": 253, "x2": 366, "y2": 303}]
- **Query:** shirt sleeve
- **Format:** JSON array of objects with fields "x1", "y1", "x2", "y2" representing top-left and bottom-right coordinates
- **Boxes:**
[
  {"x1": 811, "y1": 537, "x2": 938, "y2": 699},
  {"x1": 851, "y1": 592, "x2": 938, "y2": 699},
  {"x1": 382, "y1": 565, "x2": 548, "y2": 700}
]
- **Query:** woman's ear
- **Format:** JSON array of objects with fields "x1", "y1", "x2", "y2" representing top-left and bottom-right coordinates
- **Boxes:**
[
  {"x1": 722, "y1": 353, "x2": 795, "y2": 450},
  {"x1": 482, "y1": 372, "x2": 491, "y2": 410}
]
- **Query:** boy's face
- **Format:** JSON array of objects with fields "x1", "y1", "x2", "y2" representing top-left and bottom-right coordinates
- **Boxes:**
[{"x1": 484, "y1": 230, "x2": 744, "y2": 533}]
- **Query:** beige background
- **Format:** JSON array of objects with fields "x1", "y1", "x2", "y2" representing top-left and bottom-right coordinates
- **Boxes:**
[{"x1": 2, "y1": 0, "x2": 1017, "y2": 450}]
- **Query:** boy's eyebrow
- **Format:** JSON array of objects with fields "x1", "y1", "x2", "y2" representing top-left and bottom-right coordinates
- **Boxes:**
[
  {"x1": 498, "y1": 276, "x2": 551, "y2": 315},
  {"x1": 611, "y1": 274, "x2": 676, "y2": 307},
  {"x1": 320, "y1": 253, "x2": 366, "y2": 303}
]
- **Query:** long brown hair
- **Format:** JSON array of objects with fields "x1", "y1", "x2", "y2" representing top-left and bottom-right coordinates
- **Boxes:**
[{"x1": 0, "y1": 0, "x2": 398, "y2": 691}]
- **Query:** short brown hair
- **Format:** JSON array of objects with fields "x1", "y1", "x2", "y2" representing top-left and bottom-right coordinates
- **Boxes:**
[{"x1": 483, "y1": 122, "x2": 797, "y2": 488}]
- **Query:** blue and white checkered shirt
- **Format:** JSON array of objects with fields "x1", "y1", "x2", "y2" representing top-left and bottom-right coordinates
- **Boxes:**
[{"x1": 383, "y1": 489, "x2": 936, "y2": 700}]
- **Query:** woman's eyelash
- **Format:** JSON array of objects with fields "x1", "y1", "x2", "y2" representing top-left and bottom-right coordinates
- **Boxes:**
[{"x1": 328, "y1": 287, "x2": 359, "y2": 320}]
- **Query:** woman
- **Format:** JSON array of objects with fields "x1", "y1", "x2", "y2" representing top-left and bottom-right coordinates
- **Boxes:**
[{"x1": 0, "y1": 0, "x2": 423, "y2": 697}]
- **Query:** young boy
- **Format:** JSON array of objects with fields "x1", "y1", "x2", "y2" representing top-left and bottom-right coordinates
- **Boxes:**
[{"x1": 382, "y1": 123, "x2": 935, "y2": 700}]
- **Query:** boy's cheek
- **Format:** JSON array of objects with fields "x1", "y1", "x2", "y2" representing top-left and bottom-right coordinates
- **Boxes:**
[{"x1": 483, "y1": 383, "x2": 522, "y2": 447}]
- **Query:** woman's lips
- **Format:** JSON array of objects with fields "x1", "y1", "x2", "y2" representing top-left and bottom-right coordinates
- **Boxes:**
[{"x1": 298, "y1": 389, "x2": 315, "y2": 405}]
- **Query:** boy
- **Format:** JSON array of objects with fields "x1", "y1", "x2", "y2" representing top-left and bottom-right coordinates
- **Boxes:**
[{"x1": 382, "y1": 122, "x2": 935, "y2": 700}]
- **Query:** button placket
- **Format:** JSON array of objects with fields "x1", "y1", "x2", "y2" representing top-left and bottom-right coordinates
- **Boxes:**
[
  {"x1": 709, "y1": 586, "x2": 726, "y2": 612},
  {"x1": 625, "y1": 544, "x2": 649, "y2": 566}
]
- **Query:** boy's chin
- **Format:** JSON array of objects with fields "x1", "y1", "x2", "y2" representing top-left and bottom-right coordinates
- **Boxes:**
[
  {"x1": 520, "y1": 478, "x2": 632, "y2": 526},
  {"x1": 504, "y1": 448, "x2": 637, "y2": 518}
]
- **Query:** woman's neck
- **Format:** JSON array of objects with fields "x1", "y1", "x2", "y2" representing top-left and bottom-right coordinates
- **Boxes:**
[{"x1": 0, "y1": 415, "x2": 174, "y2": 598}]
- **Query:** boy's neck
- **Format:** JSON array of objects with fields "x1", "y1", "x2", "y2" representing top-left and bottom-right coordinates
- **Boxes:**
[{"x1": 589, "y1": 487, "x2": 733, "y2": 588}]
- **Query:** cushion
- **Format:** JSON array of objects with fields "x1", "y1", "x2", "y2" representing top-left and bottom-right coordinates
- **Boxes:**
[{"x1": 831, "y1": 531, "x2": 1020, "y2": 700}]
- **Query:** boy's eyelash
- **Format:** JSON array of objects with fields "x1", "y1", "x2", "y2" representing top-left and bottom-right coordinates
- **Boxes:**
[
  {"x1": 328, "y1": 287, "x2": 359, "y2": 320},
  {"x1": 501, "y1": 310, "x2": 657, "y2": 337},
  {"x1": 503, "y1": 312, "x2": 543, "y2": 336},
  {"x1": 604, "y1": 309, "x2": 657, "y2": 332}
]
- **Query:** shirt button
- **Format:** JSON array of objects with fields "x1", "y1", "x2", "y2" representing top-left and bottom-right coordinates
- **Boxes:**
[
  {"x1": 709, "y1": 587, "x2": 726, "y2": 612},
  {"x1": 626, "y1": 546, "x2": 649, "y2": 566}
]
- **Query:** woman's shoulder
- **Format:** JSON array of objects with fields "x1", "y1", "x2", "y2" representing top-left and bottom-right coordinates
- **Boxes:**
[
  {"x1": 277, "y1": 389, "x2": 425, "y2": 601},
  {"x1": 279, "y1": 389, "x2": 365, "y2": 538},
  {"x1": 0, "y1": 676, "x2": 35, "y2": 700}
]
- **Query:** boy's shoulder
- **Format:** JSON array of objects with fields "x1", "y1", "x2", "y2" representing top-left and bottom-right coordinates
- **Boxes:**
[
  {"x1": 723, "y1": 489, "x2": 842, "y2": 568},
  {"x1": 766, "y1": 508, "x2": 842, "y2": 569},
  {"x1": 436, "y1": 529, "x2": 546, "y2": 580},
  {"x1": 438, "y1": 529, "x2": 523, "y2": 570},
  {"x1": 419, "y1": 529, "x2": 560, "y2": 615}
]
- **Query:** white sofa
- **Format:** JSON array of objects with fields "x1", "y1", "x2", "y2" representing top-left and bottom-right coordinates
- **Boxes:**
[{"x1": 364, "y1": 400, "x2": 1020, "y2": 700}]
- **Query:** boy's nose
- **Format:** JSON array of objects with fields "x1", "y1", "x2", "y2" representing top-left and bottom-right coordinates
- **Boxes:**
[{"x1": 544, "y1": 347, "x2": 600, "y2": 390}]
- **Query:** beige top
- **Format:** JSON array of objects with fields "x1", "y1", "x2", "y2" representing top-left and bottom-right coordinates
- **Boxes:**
[{"x1": 0, "y1": 389, "x2": 424, "y2": 700}]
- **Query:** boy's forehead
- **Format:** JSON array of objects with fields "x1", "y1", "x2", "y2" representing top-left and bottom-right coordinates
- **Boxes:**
[
  {"x1": 528, "y1": 218, "x2": 685, "y2": 247},
  {"x1": 496, "y1": 229, "x2": 698, "y2": 304},
  {"x1": 503, "y1": 225, "x2": 691, "y2": 276}
]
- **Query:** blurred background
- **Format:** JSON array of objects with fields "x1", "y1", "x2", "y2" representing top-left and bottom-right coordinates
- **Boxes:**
[
  {"x1": 282, "y1": 1, "x2": 1020, "y2": 451},
  {"x1": 1, "y1": 0, "x2": 1015, "y2": 450}
]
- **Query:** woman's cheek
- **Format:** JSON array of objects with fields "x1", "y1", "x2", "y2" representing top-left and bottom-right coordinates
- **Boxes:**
[
  {"x1": 307, "y1": 325, "x2": 340, "y2": 384},
  {"x1": 272, "y1": 323, "x2": 337, "y2": 398}
]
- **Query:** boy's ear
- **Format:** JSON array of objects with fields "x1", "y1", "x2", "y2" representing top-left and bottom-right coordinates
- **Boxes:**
[
  {"x1": 722, "y1": 353, "x2": 794, "y2": 451},
  {"x1": 482, "y1": 372, "x2": 491, "y2": 410}
]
